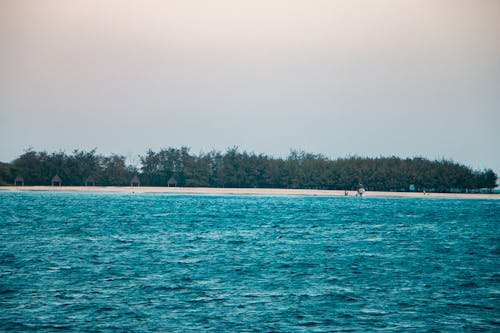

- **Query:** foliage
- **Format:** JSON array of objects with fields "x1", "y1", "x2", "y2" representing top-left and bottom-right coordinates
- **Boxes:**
[
  {"x1": 1, "y1": 148, "x2": 497, "y2": 192},
  {"x1": 8, "y1": 149, "x2": 136, "y2": 186},
  {"x1": 0, "y1": 162, "x2": 15, "y2": 185}
]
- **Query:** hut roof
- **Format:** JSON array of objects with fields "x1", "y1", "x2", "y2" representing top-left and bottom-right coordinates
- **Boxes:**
[
  {"x1": 131, "y1": 175, "x2": 140, "y2": 183},
  {"x1": 15, "y1": 175, "x2": 24, "y2": 181},
  {"x1": 86, "y1": 176, "x2": 95, "y2": 182},
  {"x1": 168, "y1": 176, "x2": 177, "y2": 184},
  {"x1": 52, "y1": 174, "x2": 62, "y2": 182}
]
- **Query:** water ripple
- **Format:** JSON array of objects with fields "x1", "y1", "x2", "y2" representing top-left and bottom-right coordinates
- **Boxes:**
[{"x1": 1, "y1": 192, "x2": 499, "y2": 331}]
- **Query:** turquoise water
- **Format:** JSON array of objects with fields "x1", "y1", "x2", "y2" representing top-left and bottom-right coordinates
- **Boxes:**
[{"x1": 1, "y1": 191, "x2": 499, "y2": 332}]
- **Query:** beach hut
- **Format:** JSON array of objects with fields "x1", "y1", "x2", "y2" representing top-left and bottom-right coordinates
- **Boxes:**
[
  {"x1": 130, "y1": 175, "x2": 141, "y2": 187},
  {"x1": 168, "y1": 176, "x2": 177, "y2": 187},
  {"x1": 85, "y1": 176, "x2": 96, "y2": 186},
  {"x1": 14, "y1": 175, "x2": 24, "y2": 186},
  {"x1": 51, "y1": 174, "x2": 62, "y2": 186}
]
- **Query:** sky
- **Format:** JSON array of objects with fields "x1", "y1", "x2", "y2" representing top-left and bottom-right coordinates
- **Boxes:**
[{"x1": 1, "y1": 0, "x2": 499, "y2": 173}]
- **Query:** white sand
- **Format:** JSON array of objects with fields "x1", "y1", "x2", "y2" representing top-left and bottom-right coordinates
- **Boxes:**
[{"x1": 0, "y1": 186, "x2": 498, "y2": 199}]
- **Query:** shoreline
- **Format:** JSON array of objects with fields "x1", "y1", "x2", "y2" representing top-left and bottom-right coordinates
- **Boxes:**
[{"x1": 1, "y1": 186, "x2": 498, "y2": 199}]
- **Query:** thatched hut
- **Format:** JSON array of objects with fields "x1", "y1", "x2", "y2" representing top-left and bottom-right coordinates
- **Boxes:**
[
  {"x1": 14, "y1": 175, "x2": 24, "y2": 186},
  {"x1": 168, "y1": 176, "x2": 177, "y2": 187},
  {"x1": 130, "y1": 175, "x2": 141, "y2": 187},
  {"x1": 85, "y1": 176, "x2": 96, "y2": 186},
  {"x1": 51, "y1": 174, "x2": 62, "y2": 186}
]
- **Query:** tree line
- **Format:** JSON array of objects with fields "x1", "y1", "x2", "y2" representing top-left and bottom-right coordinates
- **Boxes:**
[{"x1": 0, "y1": 147, "x2": 497, "y2": 192}]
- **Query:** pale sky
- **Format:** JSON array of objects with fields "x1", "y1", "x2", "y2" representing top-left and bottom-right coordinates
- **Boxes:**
[{"x1": 1, "y1": 0, "x2": 499, "y2": 173}]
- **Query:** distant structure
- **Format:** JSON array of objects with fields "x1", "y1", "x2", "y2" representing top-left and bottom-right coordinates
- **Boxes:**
[
  {"x1": 51, "y1": 174, "x2": 62, "y2": 186},
  {"x1": 356, "y1": 184, "x2": 365, "y2": 197},
  {"x1": 14, "y1": 175, "x2": 24, "y2": 186},
  {"x1": 130, "y1": 175, "x2": 141, "y2": 187},
  {"x1": 85, "y1": 176, "x2": 96, "y2": 186},
  {"x1": 168, "y1": 176, "x2": 178, "y2": 187},
  {"x1": 409, "y1": 184, "x2": 416, "y2": 192}
]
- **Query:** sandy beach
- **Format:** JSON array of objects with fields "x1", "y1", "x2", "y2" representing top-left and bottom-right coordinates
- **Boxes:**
[{"x1": 1, "y1": 186, "x2": 498, "y2": 199}]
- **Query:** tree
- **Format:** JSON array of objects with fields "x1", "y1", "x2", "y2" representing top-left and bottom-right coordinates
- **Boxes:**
[
  {"x1": 101, "y1": 155, "x2": 132, "y2": 186},
  {"x1": 0, "y1": 162, "x2": 15, "y2": 185},
  {"x1": 1, "y1": 148, "x2": 497, "y2": 192}
]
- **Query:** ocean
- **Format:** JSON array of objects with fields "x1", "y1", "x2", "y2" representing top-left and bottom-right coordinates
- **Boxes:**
[{"x1": 1, "y1": 191, "x2": 499, "y2": 332}]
